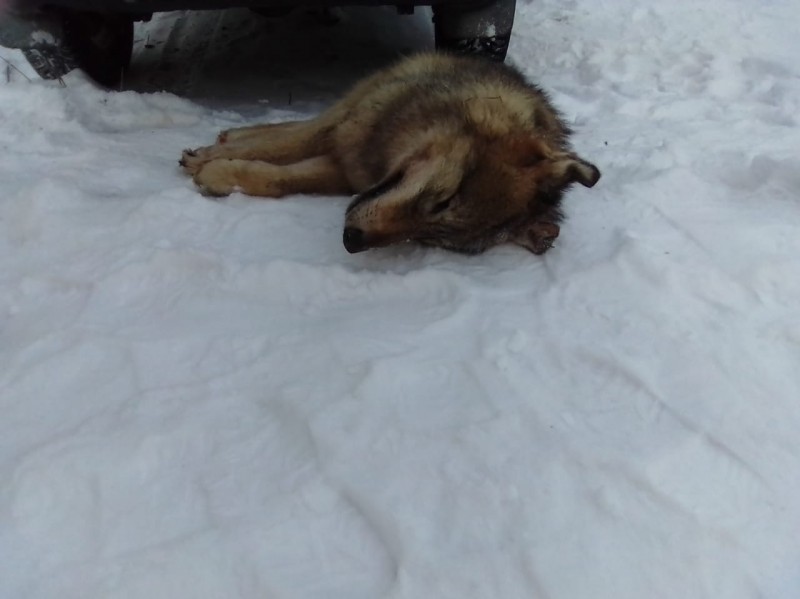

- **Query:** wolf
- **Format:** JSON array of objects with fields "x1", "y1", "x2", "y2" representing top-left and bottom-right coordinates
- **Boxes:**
[{"x1": 180, "y1": 53, "x2": 600, "y2": 255}]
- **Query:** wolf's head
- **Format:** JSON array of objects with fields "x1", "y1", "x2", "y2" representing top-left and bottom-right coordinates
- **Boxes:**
[{"x1": 343, "y1": 132, "x2": 600, "y2": 255}]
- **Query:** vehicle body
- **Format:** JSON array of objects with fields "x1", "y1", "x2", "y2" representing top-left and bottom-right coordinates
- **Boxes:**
[{"x1": 0, "y1": 0, "x2": 516, "y2": 86}]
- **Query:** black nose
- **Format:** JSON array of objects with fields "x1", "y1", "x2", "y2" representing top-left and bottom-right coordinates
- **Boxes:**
[{"x1": 343, "y1": 227, "x2": 366, "y2": 253}]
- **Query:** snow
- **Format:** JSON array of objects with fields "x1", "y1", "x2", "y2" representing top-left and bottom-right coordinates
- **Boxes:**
[{"x1": 2, "y1": 1, "x2": 800, "y2": 598}]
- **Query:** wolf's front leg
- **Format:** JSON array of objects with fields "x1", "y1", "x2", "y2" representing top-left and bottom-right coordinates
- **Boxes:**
[
  {"x1": 180, "y1": 117, "x2": 337, "y2": 177},
  {"x1": 193, "y1": 156, "x2": 352, "y2": 198}
]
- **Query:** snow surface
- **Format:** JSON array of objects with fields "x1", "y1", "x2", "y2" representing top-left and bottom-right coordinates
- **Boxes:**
[{"x1": 2, "y1": 1, "x2": 800, "y2": 598}]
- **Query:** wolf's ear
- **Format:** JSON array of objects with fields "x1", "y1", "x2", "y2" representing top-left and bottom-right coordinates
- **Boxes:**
[
  {"x1": 345, "y1": 156, "x2": 446, "y2": 217},
  {"x1": 503, "y1": 135, "x2": 549, "y2": 168},
  {"x1": 347, "y1": 170, "x2": 405, "y2": 213},
  {"x1": 558, "y1": 155, "x2": 601, "y2": 188},
  {"x1": 504, "y1": 137, "x2": 600, "y2": 188}
]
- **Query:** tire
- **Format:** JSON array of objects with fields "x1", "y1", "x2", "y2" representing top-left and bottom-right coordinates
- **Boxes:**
[
  {"x1": 23, "y1": 11, "x2": 133, "y2": 87},
  {"x1": 433, "y1": 0, "x2": 516, "y2": 62},
  {"x1": 22, "y1": 42, "x2": 79, "y2": 83}
]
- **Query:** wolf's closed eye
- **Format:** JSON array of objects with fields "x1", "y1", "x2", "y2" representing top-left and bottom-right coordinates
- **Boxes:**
[{"x1": 428, "y1": 198, "x2": 453, "y2": 215}]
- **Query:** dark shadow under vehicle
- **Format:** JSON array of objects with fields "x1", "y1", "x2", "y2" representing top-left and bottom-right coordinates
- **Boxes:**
[{"x1": 0, "y1": 0, "x2": 516, "y2": 87}]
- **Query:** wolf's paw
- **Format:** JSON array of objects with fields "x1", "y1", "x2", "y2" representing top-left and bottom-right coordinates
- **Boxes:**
[
  {"x1": 193, "y1": 159, "x2": 238, "y2": 197},
  {"x1": 513, "y1": 221, "x2": 561, "y2": 255},
  {"x1": 528, "y1": 222, "x2": 560, "y2": 255},
  {"x1": 179, "y1": 148, "x2": 211, "y2": 175}
]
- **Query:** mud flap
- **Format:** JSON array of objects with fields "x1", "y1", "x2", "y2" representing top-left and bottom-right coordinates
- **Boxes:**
[
  {"x1": 0, "y1": 10, "x2": 77, "y2": 80},
  {"x1": 1, "y1": 9, "x2": 133, "y2": 86}
]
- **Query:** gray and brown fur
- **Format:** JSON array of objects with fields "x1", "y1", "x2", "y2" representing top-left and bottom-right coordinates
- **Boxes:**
[{"x1": 180, "y1": 53, "x2": 600, "y2": 255}]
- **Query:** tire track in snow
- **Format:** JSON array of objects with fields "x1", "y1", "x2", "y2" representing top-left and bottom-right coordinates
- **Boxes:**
[
  {"x1": 577, "y1": 349, "x2": 769, "y2": 489},
  {"x1": 263, "y1": 399, "x2": 400, "y2": 599}
]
